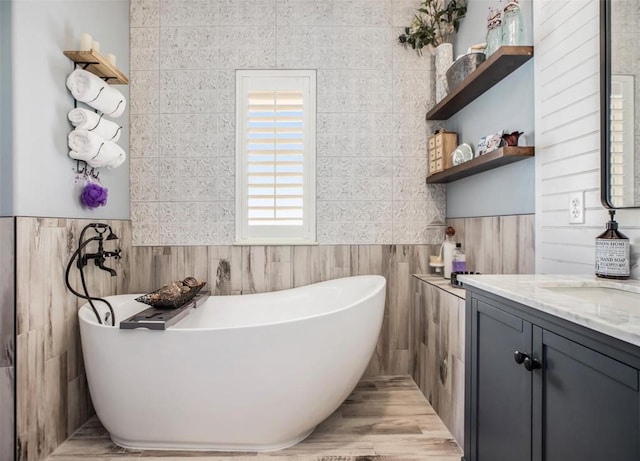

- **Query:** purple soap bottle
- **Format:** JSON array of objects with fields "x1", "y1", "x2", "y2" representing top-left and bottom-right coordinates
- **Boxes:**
[{"x1": 452, "y1": 243, "x2": 466, "y2": 273}]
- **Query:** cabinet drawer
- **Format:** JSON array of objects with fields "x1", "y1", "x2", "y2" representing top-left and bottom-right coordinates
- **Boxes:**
[
  {"x1": 435, "y1": 158, "x2": 443, "y2": 171},
  {"x1": 435, "y1": 135, "x2": 442, "y2": 146},
  {"x1": 428, "y1": 138, "x2": 435, "y2": 149},
  {"x1": 429, "y1": 150, "x2": 437, "y2": 162},
  {"x1": 429, "y1": 161, "x2": 437, "y2": 174},
  {"x1": 435, "y1": 147, "x2": 443, "y2": 159}
]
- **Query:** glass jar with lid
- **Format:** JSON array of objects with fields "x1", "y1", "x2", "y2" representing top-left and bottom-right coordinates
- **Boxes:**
[
  {"x1": 485, "y1": 7, "x2": 503, "y2": 57},
  {"x1": 502, "y1": 1, "x2": 524, "y2": 46}
]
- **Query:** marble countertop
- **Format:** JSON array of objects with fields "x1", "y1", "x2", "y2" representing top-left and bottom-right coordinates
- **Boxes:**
[
  {"x1": 458, "y1": 274, "x2": 640, "y2": 348},
  {"x1": 413, "y1": 274, "x2": 466, "y2": 299}
]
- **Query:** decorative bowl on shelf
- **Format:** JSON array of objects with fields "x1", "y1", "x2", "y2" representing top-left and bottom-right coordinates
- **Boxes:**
[
  {"x1": 446, "y1": 52, "x2": 486, "y2": 93},
  {"x1": 450, "y1": 143, "x2": 474, "y2": 166}
]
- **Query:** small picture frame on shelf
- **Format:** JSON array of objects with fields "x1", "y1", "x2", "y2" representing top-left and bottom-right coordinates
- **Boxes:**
[{"x1": 476, "y1": 130, "x2": 504, "y2": 156}]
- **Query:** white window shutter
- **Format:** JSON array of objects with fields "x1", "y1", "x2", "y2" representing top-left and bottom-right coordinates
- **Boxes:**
[{"x1": 235, "y1": 70, "x2": 316, "y2": 244}]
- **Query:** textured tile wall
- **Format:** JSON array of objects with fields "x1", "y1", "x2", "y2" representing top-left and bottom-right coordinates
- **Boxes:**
[
  {"x1": 129, "y1": 0, "x2": 446, "y2": 246},
  {"x1": 15, "y1": 218, "x2": 132, "y2": 461},
  {"x1": 0, "y1": 218, "x2": 15, "y2": 461}
]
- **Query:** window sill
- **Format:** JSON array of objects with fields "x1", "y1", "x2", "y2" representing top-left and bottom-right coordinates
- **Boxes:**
[{"x1": 233, "y1": 239, "x2": 319, "y2": 246}]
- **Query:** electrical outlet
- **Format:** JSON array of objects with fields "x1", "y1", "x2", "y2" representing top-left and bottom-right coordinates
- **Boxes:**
[{"x1": 568, "y1": 192, "x2": 584, "y2": 224}]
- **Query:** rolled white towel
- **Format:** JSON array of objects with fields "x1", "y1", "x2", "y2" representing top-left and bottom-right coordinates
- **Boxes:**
[
  {"x1": 68, "y1": 108, "x2": 122, "y2": 142},
  {"x1": 69, "y1": 145, "x2": 126, "y2": 169},
  {"x1": 68, "y1": 130, "x2": 126, "y2": 169},
  {"x1": 66, "y1": 69, "x2": 127, "y2": 117}
]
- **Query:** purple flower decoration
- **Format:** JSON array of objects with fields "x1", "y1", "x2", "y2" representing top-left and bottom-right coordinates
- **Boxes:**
[{"x1": 81, "y1": 182, "x2": 108, "y2": 209}]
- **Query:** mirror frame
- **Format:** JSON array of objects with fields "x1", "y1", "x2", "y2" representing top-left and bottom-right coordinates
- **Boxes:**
[
  {"x1": 600, "y1": 0, "x2": 639, "y2": 209},
  {"x1": 600, "y1": 0, "x2": 613, "y2": 209}
]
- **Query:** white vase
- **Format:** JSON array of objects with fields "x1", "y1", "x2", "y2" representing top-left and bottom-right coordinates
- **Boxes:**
[{"x1": 435, "y1": 43, "x2": 453, "y2": 103}]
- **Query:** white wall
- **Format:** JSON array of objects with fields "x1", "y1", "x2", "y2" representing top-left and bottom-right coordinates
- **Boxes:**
[
  {"x1": 0, "y1": 1, "x2": 13, "y2": 216},
  {"x1": 534, "y1": 0, "x2": 640, "y2": 279},
  {"x1": 447, "y1": 0, "x2": 535, "y2": 218},
  {"x1": 10, "y1": 0, "x2": 130, "y2": 219}
]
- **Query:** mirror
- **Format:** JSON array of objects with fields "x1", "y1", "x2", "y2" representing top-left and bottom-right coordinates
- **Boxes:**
[{"x1": 601, "y1": 0, "x2": 640, "y2": 208}]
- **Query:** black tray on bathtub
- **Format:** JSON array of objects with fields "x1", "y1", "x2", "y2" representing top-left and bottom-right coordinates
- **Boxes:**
[{"x1": 120, "y1": 292, "x2": 209, "y2": 330}]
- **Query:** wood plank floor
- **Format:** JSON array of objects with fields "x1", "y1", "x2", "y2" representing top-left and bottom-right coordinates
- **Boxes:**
[{"x1": 46, "y1": 376, "x2": 462, "y2": 461}]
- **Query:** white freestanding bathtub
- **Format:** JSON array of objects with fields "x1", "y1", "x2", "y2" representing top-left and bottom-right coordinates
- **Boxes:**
[{"x1": 78, "y1": 275, "x2": 386, "y2": 451}]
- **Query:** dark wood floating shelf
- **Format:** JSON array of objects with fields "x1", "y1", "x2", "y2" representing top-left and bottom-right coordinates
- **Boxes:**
[
  {"x1": 426, "y1": 46, "x2": 534, "y2": 120},
  {"x1": 426, "y1": 146, "x2": 534, "y2": 184},
  {"x1": 63, "y1": 49, "x2": 129, "y2": 85}
]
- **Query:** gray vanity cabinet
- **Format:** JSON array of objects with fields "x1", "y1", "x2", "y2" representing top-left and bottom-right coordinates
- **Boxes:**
[
  {"x1": 465, "y1": 290, "x2": 640, "y2": 461},
  {"x1": 533, "y1": 328, "x2": 639, "y2": 461},
  {"x1": 470, "y1": 299, "x2": 532, "y2": 461}
]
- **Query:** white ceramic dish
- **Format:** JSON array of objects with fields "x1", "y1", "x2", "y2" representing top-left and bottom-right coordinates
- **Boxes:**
[{"x1": 451, "y1": 143, "x2": 474, "y2": 165}]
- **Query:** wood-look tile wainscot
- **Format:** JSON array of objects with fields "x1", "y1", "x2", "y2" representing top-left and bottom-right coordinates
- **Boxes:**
[
  {"x1": 16, "y1": 214, "x2": 535, "y2": 461},
  {"x1": 446, "y1": 215, "x2": 534, "y2": 274},
  {"x1": 46, "y1": 375, "x2": 462, "y2": 461},
  {"x1": 127, "y1": 244, "x2": 441, "y2": 379},
  {"x1": 15, "y1": 217, "x2": 133, "y2": 461},
  {"x1": 411, "y1": 276, "x2": 466, "y2": 448},
  {"x1": 0, "y1": 217, "x2": 16, "y2": 461}
]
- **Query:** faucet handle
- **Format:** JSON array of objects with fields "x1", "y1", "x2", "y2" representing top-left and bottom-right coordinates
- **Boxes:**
[{"x1": 105, "y1": 248, "x2": 122, "y2": 260}]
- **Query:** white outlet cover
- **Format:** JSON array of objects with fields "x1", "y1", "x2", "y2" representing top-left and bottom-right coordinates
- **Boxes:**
[{"x1": 568, "y1": 192, "x2": 585, "y2": 224}]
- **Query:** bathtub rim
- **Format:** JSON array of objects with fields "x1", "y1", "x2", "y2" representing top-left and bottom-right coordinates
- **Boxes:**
[{"x1": 79, "y1": 274, "x2": 386, "y2": 332}]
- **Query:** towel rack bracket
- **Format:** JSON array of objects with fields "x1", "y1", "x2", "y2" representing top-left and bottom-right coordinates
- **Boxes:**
[{"x1": 74, "y1": 160, "x2": 100, "y2": 180}]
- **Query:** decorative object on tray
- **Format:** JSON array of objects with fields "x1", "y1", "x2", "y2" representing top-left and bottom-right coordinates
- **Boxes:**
[
  {"x1": 136, "y1": 277, "x2": 207, "y2": 309},
  {"x1": 446, "y1": 52, "x2": 486, "y2": 93},
  {"x1": 485, "y1": 6, "x2": 502, "y2": 57}
]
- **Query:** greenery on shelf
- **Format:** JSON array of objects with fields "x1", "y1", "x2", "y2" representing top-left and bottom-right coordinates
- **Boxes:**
[{"x1": 398, "y1": 0, "x2": 468, "y2": 55}]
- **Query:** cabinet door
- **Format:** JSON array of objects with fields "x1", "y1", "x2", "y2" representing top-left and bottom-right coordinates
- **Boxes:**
[
  {"x1": 469, "y1": 299, "x2": 532, "y2": 461},
  {"x1": 533, "y1": 328, "x2": 640, "y2": 461}
]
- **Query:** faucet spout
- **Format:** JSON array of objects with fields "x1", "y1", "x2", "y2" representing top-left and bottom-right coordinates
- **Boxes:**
[{"x1": 99, "y1": 263, "x2": 118, "y2": 277}]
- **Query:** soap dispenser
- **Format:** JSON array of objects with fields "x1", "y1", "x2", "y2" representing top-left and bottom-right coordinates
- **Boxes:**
[
  {"x1": 442, "y1": 226, "x2": 456, "y2": 279},
  {"x1": 452, "y1": 243, "x2": 467, "y2": 273},
  {"x1": 595, "y1": 209, "x2": 630, "y2": 279}
]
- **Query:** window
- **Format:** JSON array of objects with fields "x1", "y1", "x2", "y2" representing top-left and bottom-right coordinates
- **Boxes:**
[{"x1": 235, "y1": 70, "x2": 316, "y2": 244}]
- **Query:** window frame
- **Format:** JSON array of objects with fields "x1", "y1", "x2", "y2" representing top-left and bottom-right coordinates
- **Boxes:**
[{"x1": 234, "y1": 69, "x2": 317, "y2": 245}]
